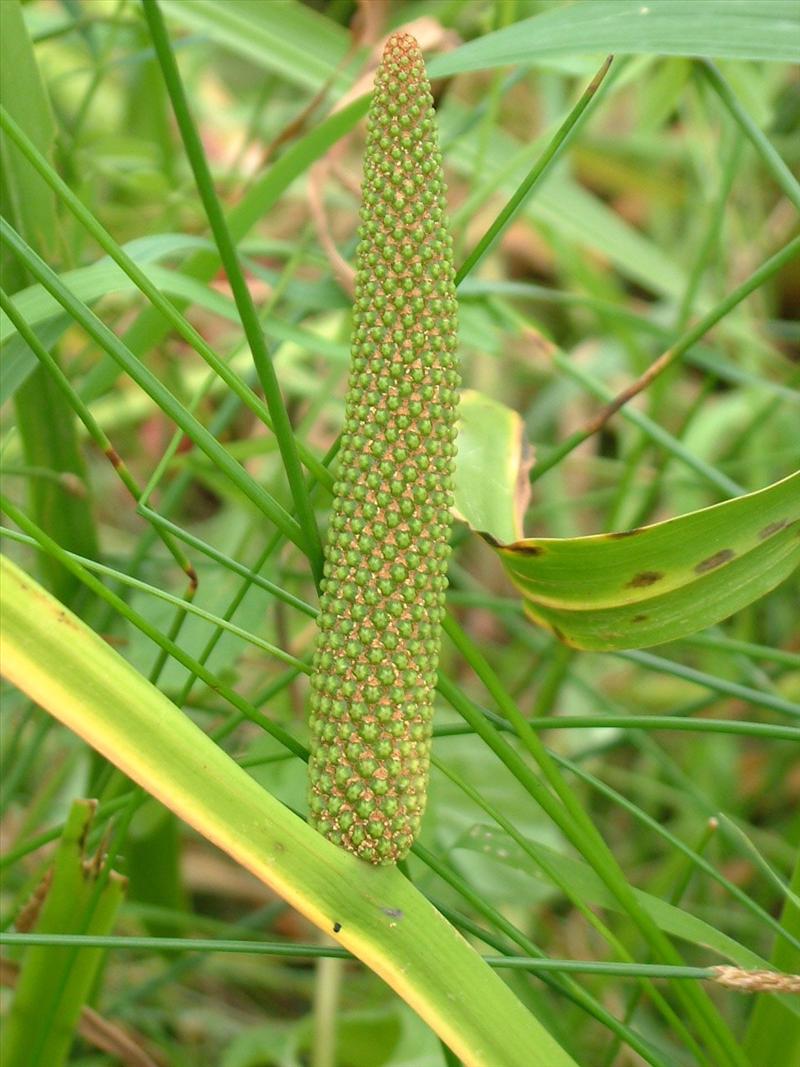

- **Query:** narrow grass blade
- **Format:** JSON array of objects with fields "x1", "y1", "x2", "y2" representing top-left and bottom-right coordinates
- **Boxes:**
[
  {"x1": 0, "y1": 0, "x2": 98, "y2": 604},
  {"x1": 142, "y1": 0, "x2": 323, "y2": 581},
  {"x1": 744, "y1": 853, "x2": 800, "y2": 1064},
  {"x1": 0, "y1": 217, "x2": 306, "y2": 553},
  {"x1": 701, "y1": 61, "x2": 800, "y2": 213},
  {"x1": 455, "y1": 55, "x2": 614, "y2": 284}
]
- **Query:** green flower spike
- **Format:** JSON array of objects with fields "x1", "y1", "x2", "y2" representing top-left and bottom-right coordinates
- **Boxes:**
[{"x1": 307, "y1": 32, "x2": 459, "y2": 864}]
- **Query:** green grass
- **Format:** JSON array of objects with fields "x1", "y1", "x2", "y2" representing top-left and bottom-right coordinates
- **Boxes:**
[{"x1": 1, "y1": 2, "x2": 798, "y2": 1066}]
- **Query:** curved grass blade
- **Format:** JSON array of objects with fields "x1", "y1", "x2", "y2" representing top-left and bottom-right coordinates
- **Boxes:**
[
  {"x1": 0, "y1": 553, "x2": 577, "y2": 1067},
  {"x1": 454, "y1": 393, "x2": 799, "y2": 650},
  {"x1": 498, "y1": 472, "x2": 799, "y2": 651}
]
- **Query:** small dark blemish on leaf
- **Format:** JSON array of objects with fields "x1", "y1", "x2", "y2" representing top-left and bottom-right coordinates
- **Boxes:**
[
  {"x1": 632, "y1": 614, "x2": 648, "y2": 623},
  {"x1": 695, "y1": 549, "x2": 735, "y2": 574},
  {"x1": 55, "y1": 609, "x2": 79, "y2": 632},
  {"x1": 382, "y1": 907, "x2": 403, "y2": 920},
  {"x1": 627, "y1": 571, "x2": 663, "y2": 588},
  {"x1": 552, "y1": 625, "x2": 565, "y2": 641},
  {"x1": 333, "y1": 921, "x2": 342, "y2": 933},
  {"x1": 758, "y1": 519, "x2": 788, "y2": 541},
  {"x1": 510, "y1": 543, "x2": 544, "y2": 556},
  {"x1": 609, "y1": 528, "x2": 643, "y2": 539}
]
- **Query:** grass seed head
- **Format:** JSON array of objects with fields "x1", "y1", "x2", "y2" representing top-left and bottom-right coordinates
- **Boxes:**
[{"x1": 307, "y1": 32, "x2": 459, "y2": 864}]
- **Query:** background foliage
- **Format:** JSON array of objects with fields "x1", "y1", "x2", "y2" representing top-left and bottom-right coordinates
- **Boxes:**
[{"x1": 1, "y1": 1, "x2": 798, "y2": 1066}]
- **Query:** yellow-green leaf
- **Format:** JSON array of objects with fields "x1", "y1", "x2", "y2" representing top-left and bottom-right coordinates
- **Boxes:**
[
  {"x1": 454, "y1": 389, "x2": 532, "y2": 545},
  {"x1": 0, "y1": 553, "x2": 577, "y2": 1067}
]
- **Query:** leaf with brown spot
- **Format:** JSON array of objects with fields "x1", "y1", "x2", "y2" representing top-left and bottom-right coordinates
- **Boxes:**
[{"x1": 453, "y1": 416, "x2": 799, "y2": 651}]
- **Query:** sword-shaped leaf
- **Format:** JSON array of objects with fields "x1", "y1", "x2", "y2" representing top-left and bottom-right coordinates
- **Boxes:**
[{"x1": 453, "y1": 393, "x2": 799, "y2": 651}]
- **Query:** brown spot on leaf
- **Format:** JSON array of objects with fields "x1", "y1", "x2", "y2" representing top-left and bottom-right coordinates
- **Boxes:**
[
  {"x1": 55, "y1": 609, "x2": 79, "y2": 632},
  {"x1": 627, "y1": 571, "x2": 663, "y2": 588},
  {"x1": 551, "y1": 625, "x2": 565, "y2": 641},
  {"x1": 609, "y1": 528, "x2": 643, "y2": 539},
  {"x1": 16, "y1": 869, "x2": 54, "y2": 931},
  {"x1": 758, "y1": 519, "x2": 788, "y2": 541},
  {"x1": 632, "y1": 614, "x2": 648, "y2": 623},
  {"x1": 510, "y1": 543, "x2": 544, "y2": 556},
  {"x1": 695, "y1": 549, "x2": 735, "y2": 574}
]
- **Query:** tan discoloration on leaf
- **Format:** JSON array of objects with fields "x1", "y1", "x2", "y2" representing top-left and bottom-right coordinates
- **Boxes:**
[
  {"x1": 695, "y1": 549, "x2": 735, "y2": 574},
  {"x1": 627, "y1": 571, "x2": 663, "y2": 588},
  {"x1": 15, "y1": 869, "x2": 53, "y2": 932},
  {"x1": 758, "y1": 518, "x2": 788, "y2": 540},
  {"x1": 513, "y1": 436, "x2": 534, "y2": 541}
]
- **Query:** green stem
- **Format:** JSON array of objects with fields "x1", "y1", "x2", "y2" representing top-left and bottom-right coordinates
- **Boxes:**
[
  {"x1": 528, "y1": 234, "x2": 800, "y2": 487},
  {"x1": 0, "y1": 218, "x2": 305, "y2": 553},
  {"x1": 141, "y1": 0, "x2": 323, "y2": 583},
  {"x1": 701, "y1": 61, "x2": 800, "y2": 213},
  {"x1": 455, "y1": 55, "x2": 615, "y2": 284},
  {"x1": 0, "y1": 104, "x2": 331, "y2": 494},
  {"x1": 0, "y1": 932, "x2": 736, "y2": 980}
]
